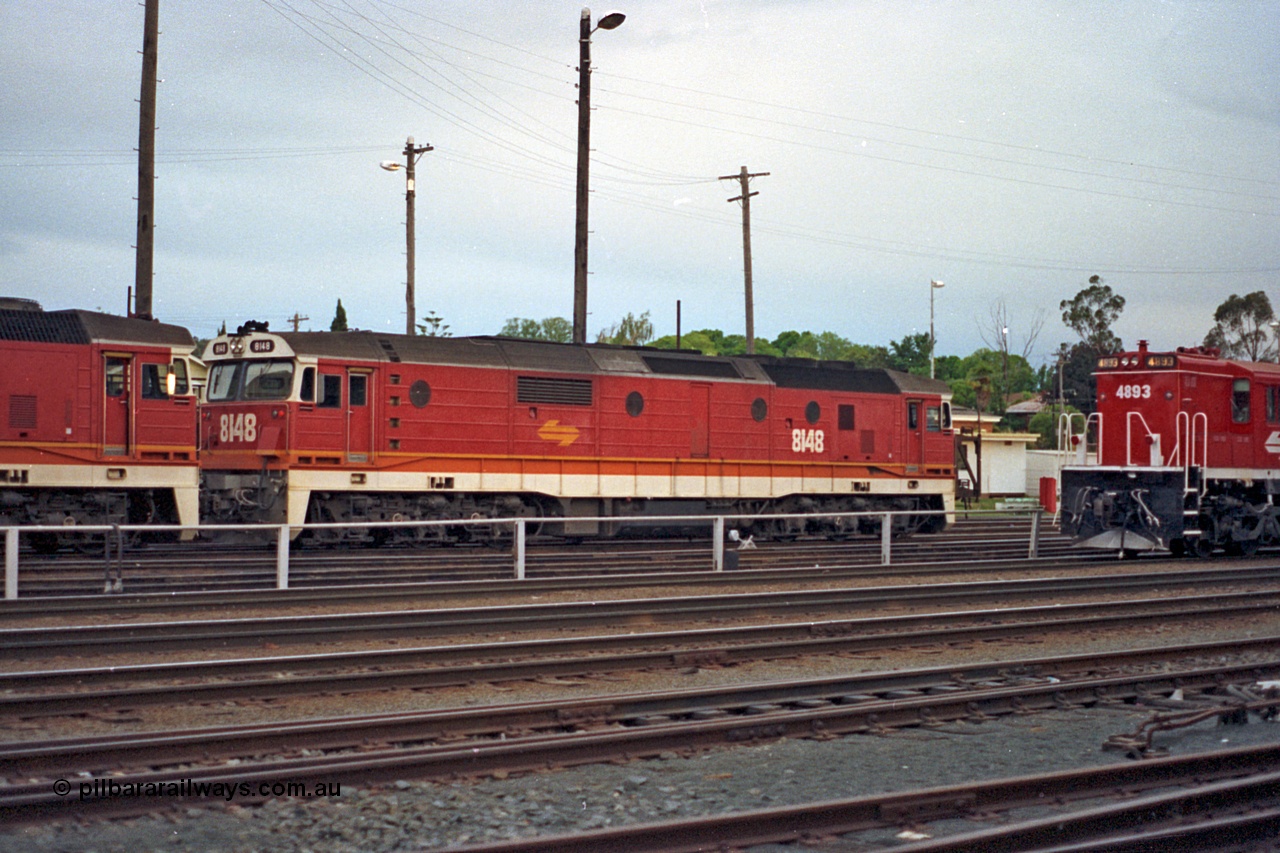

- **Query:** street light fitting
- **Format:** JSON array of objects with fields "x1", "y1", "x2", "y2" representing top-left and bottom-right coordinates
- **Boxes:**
[
  {"x1": 379, "y1": 161, "x2": 402, "y2": 172},
  {"x1": 931, "y1": 279, "x2": 945, "y2": 289},
  {"x1": 595, "y1": 10, "x2": 626, "y2": 30}
]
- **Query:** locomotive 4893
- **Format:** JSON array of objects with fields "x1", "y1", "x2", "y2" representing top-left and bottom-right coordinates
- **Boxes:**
[
  {"x1": 1061, "y1": 340, "x2": 1280, "y2": 556},
  {"x1": 199, "y1": 323, "x2": 956, "y2": 544}
]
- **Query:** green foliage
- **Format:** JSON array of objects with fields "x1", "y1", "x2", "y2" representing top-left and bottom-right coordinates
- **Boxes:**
[
  {"x1": 1059, "y1": 276, "x2": 1124, "y2": 354},
  {"x1": 1027, "y1": 405, "x2": 1080, "y2": 450},
  {"x1": 417, "y1": 310, "x2": 451, "y2": 337},
  {"x1": 330, "y1": 299, "x2": 348, "y2": 332},
  {"x1": 596, "y1": 311, "x2": 655, "y2": 346},
  {"x1": 933, "y1": 354, "x2": 965, "y2": 381},
  {"x1": 498, "y1": 316, "x2": 572, "y2": 342},
  {"x1": 889, "y1": 332, "x2": 932, "y2": 374},
  {"x1": 649, "y1": 329, "x2": 778, "y2": 356},
  {"x1": 1059, "y1": 342, "x2": 1102, "y2": 414},
  {"x1": 1203, "y1": 291, "x2": 1276, "y2": 361}
]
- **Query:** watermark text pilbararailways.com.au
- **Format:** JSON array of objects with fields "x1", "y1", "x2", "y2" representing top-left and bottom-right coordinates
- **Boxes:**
[{"x1": 55, "y1": 778, "x2": 341, "y2": 802}]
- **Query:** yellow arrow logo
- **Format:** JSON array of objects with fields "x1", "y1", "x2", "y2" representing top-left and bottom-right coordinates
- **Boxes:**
[{"x1": 537, "y1": 420, "x2": 580, "y2": 447}]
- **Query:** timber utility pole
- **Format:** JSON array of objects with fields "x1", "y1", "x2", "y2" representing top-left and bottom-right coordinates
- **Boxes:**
[
  {"x1": 134, "y1": 0, "x2": 159, "y2": 319},
  {"x1": 721, "y1": 166, "x2": 768, "y2": 354},
  {"x1": 382, "y1": 137, "x2": 433, "y2": 336},
  {"x1": 573, "y1": 8, "x2": 626, "y2": 345}
]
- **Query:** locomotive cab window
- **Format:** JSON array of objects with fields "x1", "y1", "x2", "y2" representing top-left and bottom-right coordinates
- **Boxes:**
[
  {"x1": 206, "y1": 363, "x2": 240, "y2": 401},
  {"x1": 141, "y1": 363, "x2": 169, "y2": 399},
  {"x1": 169, "y1": 359, "x2": 189, "y2": 395},
  {"x1": 1232, "y1": 379, "x2": 1251, "y2": 424},
  {"x1": 299, "y1": 367, "x2": 316, "y2": 403},
  {"x1": 243, "y1": 360, "x2": 295, "y2": 401},
  {"x1": 319, "y1": 375, "x2": 342, "y2": 408},
  {"x1": 1268, "y1": 387, "x2": 1280, "y2": 424},
  {"x1": 926, "y1": 405, "x2": 942, "y2": 432},
  {"x1": 908, "y1": 402, "x2": 919, "y2": 430},
  {"x1": 105, "y1": 358, "x2": 127, "y2": 398},
  {"x1": 349, "y1": 375, "x2": 368, "y2": 407}
]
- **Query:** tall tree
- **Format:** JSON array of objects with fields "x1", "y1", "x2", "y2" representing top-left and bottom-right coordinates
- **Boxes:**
[
  {"x1": 1203, "y1": 291, "x2": 1277, "y2": 361},
  {"x1": 330, "y1": 299, "x2": 348, "y2": 332},
  {"x1": 596, "y1": 311, "x2": 655, "y2": 346},
  {"x1": 979, "y1": 300, "x2": 1045, "y2": 408},
  {"x1": 498, "y1": 317, "x2": 572, "y2": 342},
  {"x1": 1059, "y1": 276, "x2": 1124, "y2": 354},
  {"x1": 889, "y1": 332, "x2": 932, "y2": 375},
  {"x1": 417, "y1": 310, "x2": 451, "y2": 337}
]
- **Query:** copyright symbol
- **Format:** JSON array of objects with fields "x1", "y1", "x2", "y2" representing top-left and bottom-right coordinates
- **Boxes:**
[{"x1": 53, "y1": 779, "x2": 71, "y2": 796}]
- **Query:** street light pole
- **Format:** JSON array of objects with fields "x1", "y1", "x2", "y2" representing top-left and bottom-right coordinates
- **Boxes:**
[
  {"x1": 929, "y1": 280, "x2": 945, "y2": 378},
  {"x1": 573, "y1": 8, "x2": 625, "y2": 345},
  {"x1": 382, "y1": 137, "x2": 433, "y2": 336}
]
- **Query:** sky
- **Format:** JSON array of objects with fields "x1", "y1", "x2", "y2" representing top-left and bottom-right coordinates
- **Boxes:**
[{"x1": 1, "y1": 1, "x2": 1277, "y2": 365}]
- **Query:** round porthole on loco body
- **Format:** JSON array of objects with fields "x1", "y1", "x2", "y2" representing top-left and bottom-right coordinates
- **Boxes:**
[
  {"x1": 751, "y1": 397, "x2": 768, "y2": 422},
  {"x1": 409, "y1": 380, "x2": 432, "y2": 408},
  {"x1": 805, "y1": 401, "x2": 821, "y2": 424},
  {"x1": 625, "y1": 391, "x2": 644, "y2": 417}
]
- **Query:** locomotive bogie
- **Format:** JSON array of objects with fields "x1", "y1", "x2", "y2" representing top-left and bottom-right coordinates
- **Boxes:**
[{"x1": 1060, "y1": 466, "x2": 1189, "y2": 551}]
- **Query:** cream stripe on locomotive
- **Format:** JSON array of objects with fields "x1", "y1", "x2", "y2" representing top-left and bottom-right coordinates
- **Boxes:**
[
  {"x1": 0, "y1": 462, "x2": 200, "y2": 528},
  {"x1": 281, "y1": 467, "x2": 953, "y2": 528}
]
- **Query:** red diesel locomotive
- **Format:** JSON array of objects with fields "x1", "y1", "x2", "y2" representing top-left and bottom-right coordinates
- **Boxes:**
[
  {"x1": 1061, "y1": 340, "x2": 1280, "y2": 555},
  {"x1": 199, "y1": 323, "x2": 956, "y2": 543},
  {"x1": 0, "y1": 300, "x2": 204, "y2": 550}
]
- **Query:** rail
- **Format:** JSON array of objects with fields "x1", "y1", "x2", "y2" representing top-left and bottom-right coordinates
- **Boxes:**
[{"x1": 1, "y1": 507, "x2": 1047, "y2": 600}]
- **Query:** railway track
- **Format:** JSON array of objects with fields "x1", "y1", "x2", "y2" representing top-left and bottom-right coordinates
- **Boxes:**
[
  {"x1": 447, "y1": 743, "x2": 1280, "y2": 852},
  {"x1": 6, "y1": 564, "x2": 1280, "y2": 657},
  {"x1": 6, "y1": 592, "x2": 1280, "y2": 718},
  {"x1": 4, "y1": 639, "x2": 1278, "y2": 824},
  {"x1": 10, "y1": 516, "x2": 1088, "y2": 596},
  {"x1": 6, "y1": 554, "x2": 1280, "y2": 848}
]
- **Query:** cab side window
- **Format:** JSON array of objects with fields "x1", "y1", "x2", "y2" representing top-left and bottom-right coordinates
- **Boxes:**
[
  {"x1": 299, "y1": 367, "x2": 316, "y2": 403},
  {"x1": 1268, "y1": 386, "x2": 1280, "y2": 424},
  {"x1": 141, "y1": 363, "x2": 168, "y2": 399},
  {"x1": 169, "y1": 360, "x2": 189, "y2": 395},
  {"x1": 1232, "y1": 379, "x2": 1251, "y2": 424},
  {"x1": 318, "y1": 375, "x2": 342, "y2": 408},
  {"x1": 105, "y1": 358, "x2": 126, "y2": 397},
  {"x1": 349, "y1": 375, "x2": 368, "y2": 407}
]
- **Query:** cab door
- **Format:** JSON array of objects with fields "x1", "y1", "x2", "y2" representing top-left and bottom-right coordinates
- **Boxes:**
[
  {"x1": 346, "y1": 369, "x2": 373, "y2": 462},
  {"x1": 102, "y1": 355, "x2": 131, "y2": 456},
  {"x1": 905, "y1": 399, "x2": 925, "y2": 472}
]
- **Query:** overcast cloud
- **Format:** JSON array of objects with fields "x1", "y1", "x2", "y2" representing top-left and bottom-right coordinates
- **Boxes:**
[{"x1": 1, "y1": 1, "x2": 1276, "y2": 363}]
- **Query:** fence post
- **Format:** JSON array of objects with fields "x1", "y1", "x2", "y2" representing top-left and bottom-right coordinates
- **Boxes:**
[
  {"x1": 4, "y1": 528, "x2": 16, "y2": 600},
  {"x1": 881, "y1": 513, "x2": 892, "y2": 565},
  {"x1": 1028, "y1": 510, "x2": 1040, "y2": 559},
  {"x1": 277, "y1": 525, "x2": 290, "y2": 590},
  {"x1": 713, "y1": 516, "x2": 725, "y2": 572},
  {"x1": 514, "y1": 519, "x2": 526, "y2": 580}
]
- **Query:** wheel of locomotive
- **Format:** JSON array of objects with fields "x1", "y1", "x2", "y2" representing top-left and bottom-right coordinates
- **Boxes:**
[
  {"x1": 1192, "y1": 536, "x2": 1215, "y2": 559},
  {"x1": 1226, "y1": 537, "x2": 1260, "y2": 557},
  {"x1": 1168, "y1": 538, "x2": 1187, "y2": 558}
]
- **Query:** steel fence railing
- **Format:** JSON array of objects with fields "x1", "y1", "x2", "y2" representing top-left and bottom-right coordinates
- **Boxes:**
[{"x1": 2, "y1": 507, "x2": 1047, "y2": 600}]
